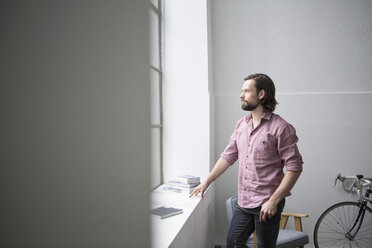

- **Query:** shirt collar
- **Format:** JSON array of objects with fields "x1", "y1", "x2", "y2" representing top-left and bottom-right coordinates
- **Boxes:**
[
  {"x1": 245, "y1": 111, "x2": 273, "y2": 123},
  {"x1": 262, "y1": 111, "x2": 273, "y2": 120}
]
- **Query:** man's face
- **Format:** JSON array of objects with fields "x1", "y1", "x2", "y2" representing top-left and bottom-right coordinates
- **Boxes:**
[{"x1": 240, "y1": 79, "x2": 260, "y2": 111}]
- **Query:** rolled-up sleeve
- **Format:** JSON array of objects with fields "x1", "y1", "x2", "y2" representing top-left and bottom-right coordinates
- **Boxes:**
[
  {"x1": 277, "y1": 124, "x2": 303, "y2": 171},
  {"x1": 221, "y1": 127, "x2": 239, "y2": 166}
]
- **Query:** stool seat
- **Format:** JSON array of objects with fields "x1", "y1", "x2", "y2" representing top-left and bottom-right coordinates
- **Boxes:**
[{"x1": 246, "y1": 229, "x2": 309, "y2": 248}]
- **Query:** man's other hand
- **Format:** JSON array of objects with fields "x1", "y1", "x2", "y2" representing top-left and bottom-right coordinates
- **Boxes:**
[{"x1": 259, "y1": 199, "x2": 278, "y2": 222}]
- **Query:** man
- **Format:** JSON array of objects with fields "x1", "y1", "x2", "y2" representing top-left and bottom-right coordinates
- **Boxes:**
[{"x1": 190, "y1": 73, "x2": 303, "y2": 248}]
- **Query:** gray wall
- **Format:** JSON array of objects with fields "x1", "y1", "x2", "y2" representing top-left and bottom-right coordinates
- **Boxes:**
[
  {"x1": 0, "y1": 1, "x2": 150, "y2": 247},
  {"x1": 210, "y1": 0, "x2": 372, "y2": 245}
]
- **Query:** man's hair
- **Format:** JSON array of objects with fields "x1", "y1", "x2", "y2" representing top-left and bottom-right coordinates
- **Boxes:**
[{"x1": 244, "y1": 73, "x2": 278, "y2": 112}]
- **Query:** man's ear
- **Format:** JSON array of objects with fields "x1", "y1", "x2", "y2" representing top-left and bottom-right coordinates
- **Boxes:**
[{"x1": 258, "y1": 89, "x2": 265, "y2": 100}]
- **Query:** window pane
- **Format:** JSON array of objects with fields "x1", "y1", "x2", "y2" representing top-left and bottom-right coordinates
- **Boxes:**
[
  {"x1": 150, "y1": 69, "x2": 161, "y2": 125},
  {"x1": 150, "y1": 0, "x2": 158, "y2": 9},
  {"x1": 149, "y1": 9, "x2": 160, "y2": 68},
  {"x1": 151, "y1": 127, "x2": 161, "y2": 188}
]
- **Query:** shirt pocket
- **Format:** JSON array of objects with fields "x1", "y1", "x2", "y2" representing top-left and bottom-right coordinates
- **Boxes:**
[{"x1": 253, "y1": 134, "x2": 278, "y2": 162}]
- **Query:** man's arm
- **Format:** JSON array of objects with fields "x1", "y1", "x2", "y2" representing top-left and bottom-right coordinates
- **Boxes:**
[
  {"x1": 260, "y1": 171, "x2": 301, "y2": 222},
  {"x1": 189, "y1": 157, "x2": 230, "y2": 198}
]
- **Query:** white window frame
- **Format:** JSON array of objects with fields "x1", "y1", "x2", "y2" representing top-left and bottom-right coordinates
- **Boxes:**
[{"x1": 150, "y1": 0, "x2": 164, "y2": 189}]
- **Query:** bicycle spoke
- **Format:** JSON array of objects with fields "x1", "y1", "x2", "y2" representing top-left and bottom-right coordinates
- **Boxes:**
[
  {"x1": 356, "y1": 227, "x2": 372, "y2": 235},
  {"x1": 328, "y1": 208, "x2": 346, "y2": 232},
  {"x1": 353, "y1": 238, "x2": 370, "y2": 248},
  {"x1": 322, "y1": 214, "x2": 346, "y2": 234},
  {"x1": 336, "y1": 204, "x2": 348, "y2": 232},
  {"x1": 342, "y1": 238, "x2": 352, "y2": 248},
  {"x1": 334, "y1": 204, "x2": 354, "y2": 232},
  {"x1": 318, "y1": 237, "x2": 344, "y2": 246},
  {"x1": 318, "y1": 222, "x2": 344, "y2": 234}
]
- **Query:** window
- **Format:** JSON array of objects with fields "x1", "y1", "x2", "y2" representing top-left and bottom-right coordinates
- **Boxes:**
[{"x1": 150, "y1": 0, "x2": 163, "y2": 189}]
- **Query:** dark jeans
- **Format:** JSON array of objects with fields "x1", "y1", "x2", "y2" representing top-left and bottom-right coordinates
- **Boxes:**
[{"x1": 226, "y1": 199, "x2": 285, "y2": 248}]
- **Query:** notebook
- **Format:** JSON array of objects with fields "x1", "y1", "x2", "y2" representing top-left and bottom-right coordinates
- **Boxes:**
[{"x1": 151, "y1": 206, "x2": 183, "y2": 219}]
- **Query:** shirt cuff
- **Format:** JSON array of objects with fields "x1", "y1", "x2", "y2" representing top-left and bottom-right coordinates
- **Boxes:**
[
  {"x1": 220, "y1": 154, "x2": 236, "y2": 166},
  {"x1": 285, "y1": 162, "x2": 303, "y2": 172}
]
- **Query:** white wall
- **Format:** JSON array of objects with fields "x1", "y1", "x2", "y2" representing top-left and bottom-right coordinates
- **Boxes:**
[
  {"x1": 0, "y1": 1, "x2": 151, "y2": 247},
  {"x1": 210, "y1": 0, "x2": 372, "y2": 246},
  {"x1": 169, "y1": 184, "x2": 215, "y2": 248}
]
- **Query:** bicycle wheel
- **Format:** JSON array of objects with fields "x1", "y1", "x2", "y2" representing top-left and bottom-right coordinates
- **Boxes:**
[{"x1": 314, "y1": 201, "x2": 372, "y2": 248}]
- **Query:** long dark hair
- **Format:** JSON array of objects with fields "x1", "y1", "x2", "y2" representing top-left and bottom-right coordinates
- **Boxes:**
[{"x1": 244, "y1": 73, "x2": 278, "y2": 112}]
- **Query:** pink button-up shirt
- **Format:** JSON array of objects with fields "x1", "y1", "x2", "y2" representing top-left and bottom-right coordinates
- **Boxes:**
[{"x1": 221, "y1": 112, "x2": 303, "y2": 208}]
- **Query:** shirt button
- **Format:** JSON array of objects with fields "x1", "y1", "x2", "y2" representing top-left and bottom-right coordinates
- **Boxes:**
[
  {"x1": 246, "y1": 155, "x2": 248, "y2": 158},
  {"x1": 245, "y1": 177, "x2": 247, "y2": 180},
  {"x1": 245, "y1": 166, "x2": 248, "y2": 169}
]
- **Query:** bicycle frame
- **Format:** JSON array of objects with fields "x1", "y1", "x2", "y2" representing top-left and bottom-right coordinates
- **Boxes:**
[{"x1": 345, "y1": 187, "x2": 372, "y2": 241}]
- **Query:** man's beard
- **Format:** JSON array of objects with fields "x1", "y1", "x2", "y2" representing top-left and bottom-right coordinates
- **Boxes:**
[{"x1": 241, "y1": 101, "x2": 259, "y2": 111}]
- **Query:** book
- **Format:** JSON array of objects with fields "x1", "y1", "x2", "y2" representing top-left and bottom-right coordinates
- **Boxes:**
[
  {"x1": 174, "y1": 175, "x2": 200, "y2": 184},
  {"x1": 151, "y1": 206, "x2": 183, "y2": 219},
  {"x1": 166, "y1": 180, "x2": 200, "y2": 188},
  {"x1": 163, "y1": 185, "x2": 197, "y2": 194}
]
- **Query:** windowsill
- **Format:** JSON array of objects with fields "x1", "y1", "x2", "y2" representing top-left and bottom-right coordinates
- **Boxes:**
[{"x1": 150, "y1": 184, "x2": 211, "y2": 248}]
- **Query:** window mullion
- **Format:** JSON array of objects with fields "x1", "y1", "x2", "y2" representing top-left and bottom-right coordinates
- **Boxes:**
[{"x1": 150, "y1": 0, "x2": 163, "y2": 189}]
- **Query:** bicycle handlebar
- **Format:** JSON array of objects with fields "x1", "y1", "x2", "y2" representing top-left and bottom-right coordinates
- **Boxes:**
[{"x1": 335, "y1": 174, "x2": 372, "y2": 202}]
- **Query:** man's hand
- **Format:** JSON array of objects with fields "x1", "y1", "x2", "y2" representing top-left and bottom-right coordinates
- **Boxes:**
[
  {"x1": 259, "y1": 199, "x2": 278, "y2": 222},
  {"x1": 189, "y1": 157, "x2": 230, "y2": 199},
  {"x1": 259, "y1": 171, "x2": 301, "y2": 222},
  {"x1": 189, "y1": 182, "x2": 209, "y2": 198}
]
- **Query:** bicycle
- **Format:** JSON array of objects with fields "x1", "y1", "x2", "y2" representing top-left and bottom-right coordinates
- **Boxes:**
[{"x1": 313, "y1": 174, "x2": 372, "y2": 248}]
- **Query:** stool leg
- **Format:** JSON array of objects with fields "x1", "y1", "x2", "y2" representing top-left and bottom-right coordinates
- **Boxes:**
[
  {"x1": 280, "y1": 215, "x2": 289, "y2": 229},
  {"x1": 294, "y1": 217, "x2": 303, "y2": 231},
  {"x1": 253, "y1": 231, "x2": 257, "y2": 248}
]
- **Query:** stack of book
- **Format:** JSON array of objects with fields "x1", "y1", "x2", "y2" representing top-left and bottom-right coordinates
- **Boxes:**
[{"x1": 163, "y1": 175, "x2": 200, "y2": 194}]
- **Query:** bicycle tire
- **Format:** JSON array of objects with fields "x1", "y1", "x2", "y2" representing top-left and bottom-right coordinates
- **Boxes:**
[{"x1": 314, "y1": 201, "x2": 372, "y2": 248}]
